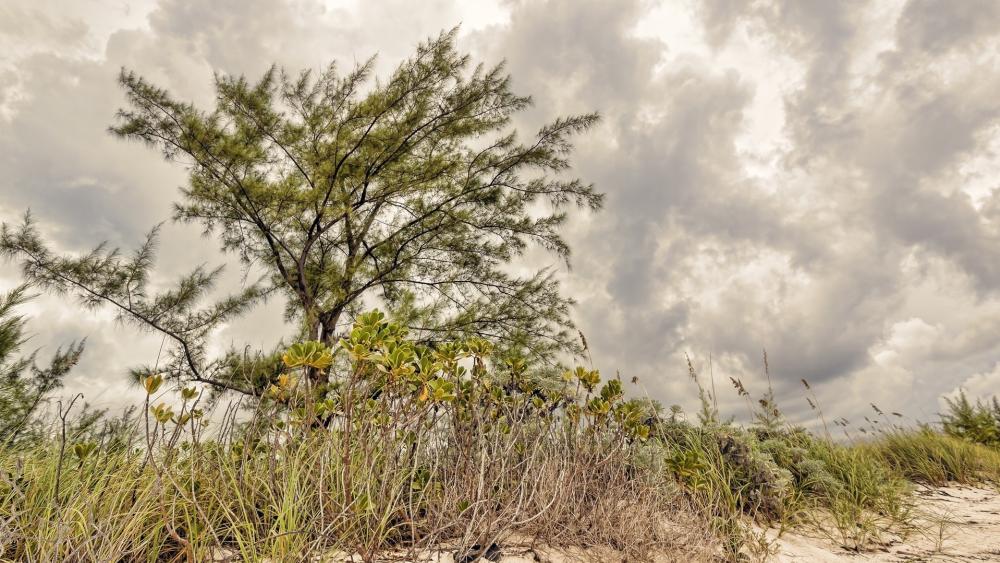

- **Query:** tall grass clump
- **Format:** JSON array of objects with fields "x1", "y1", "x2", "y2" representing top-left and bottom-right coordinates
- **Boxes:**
[
  {"x1": 792, "y1": 433, "x2": 911, "y2": 549},
  {"x1": 871, "y1": 427, "x2": 1000, "y2": 486},
  {"x1": 0, "y1": 311, "x2": 713, "y2": 562},
  {"x1": 864, "y1": 392, "x2": 1000, "y2": 486}
]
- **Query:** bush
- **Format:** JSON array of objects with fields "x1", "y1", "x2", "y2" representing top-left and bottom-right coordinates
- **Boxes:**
[
  {"x1": 941, "y1": 391, "x2": 1000, "y2": 448},
  {"x1": 655, "y1": 417, "x2": 915, "y2": 556}
]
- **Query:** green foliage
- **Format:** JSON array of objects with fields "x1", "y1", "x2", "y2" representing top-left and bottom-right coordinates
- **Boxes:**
[
  {"x1": 1, "y1": 216, "x2": 265, "y2": 395},
  {"x1": 0, "y1": 285, "x2": 87, "y2": 447},
  {"x1": 752, "y1": 353, "x2": 783, "y2": 434},
  {"x1": 150, "y1": 402, "x2": 174, "y2": 424},
  {"x1": 281, "y1": 341, "x2": 334, "y2": 370},
  {"x1": 940, "y1": 390, "x2": 1000, "y2": 447},
  {"x1": 657, "y1": 419, "x2": 914, "y2": 554},
  {"x1": 665, "y1": 351, "x2": 920, "y2": 552},
  {"x1": 5, "y1": 309, "x2": 1000, "y2": 560},
  {"x1": 71, "y1": 441, "x2": 97, "y2": 464},
  {"x1": 142, "y1": 374, "x2": 163, "y2": 395},
  {"x1": 569, "y1": 366, "x2": 601, "y2": 393},
  {"x1": 685, "y1": 356, "x2": 721, "y2": 426}
]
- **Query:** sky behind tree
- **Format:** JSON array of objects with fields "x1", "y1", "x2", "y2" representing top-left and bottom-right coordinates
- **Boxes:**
[{"x1": 2, "y1": 0, "x2": 1000, "y2": 427}]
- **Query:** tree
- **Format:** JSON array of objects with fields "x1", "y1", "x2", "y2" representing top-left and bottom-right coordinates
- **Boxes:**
[
  {"x1": 1, "y1": 30, "x2": 601, "y2": 396},
  {"x1": 0, "y1": 285, "x2": 86, "y2": 447}
]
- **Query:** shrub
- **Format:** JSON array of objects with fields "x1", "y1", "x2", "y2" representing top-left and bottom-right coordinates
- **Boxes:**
[
  {"x1": 656, "y1": 368, "x2": 920, "y2": 557},
  {"x1": 8, "y1": 310, "x2": 1000, "y2": 561},
  {"x1": 940, "y1": 391, "x2": 1000, "y2": 448}
]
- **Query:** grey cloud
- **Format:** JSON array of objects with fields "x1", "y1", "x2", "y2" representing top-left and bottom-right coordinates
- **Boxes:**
[
  {"x1": 0, "y1": 53, "x2": 179, "y2": 248},
  {"x1": 143, "y1": 0, "x2": 340, "y2": 75},
  {"x1": 697, "y1": 0, "x2": 748, "y2": 47},
  {"x1": 0, "y1": 3, "x2": 88, "y2": 50},
  {"x1": 877, "y1": 188, "x2": 1000, "y2": 291},
  {"x1": 897, "y1": 0, "x2": 1000, "y2": 54},
  {"x1": 486, "y1": 0, "x2": 756, "y2": 343},
  {"x1": 484, "y1": 0, "x2": 663, "y2": 116},
  {"x1": 491, "y1": 0, "x2": 864, "y2": 403},
  {"x1": 758, "y1": 0, "x2": 1000, "y2": 409}
]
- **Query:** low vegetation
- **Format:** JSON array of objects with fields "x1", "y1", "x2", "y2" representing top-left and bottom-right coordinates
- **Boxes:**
[
  {"x1": 871, "y1": 426, "x2": 1000, "y2": 486},
  {"x1": 1, "y1": 304, "x2": 999, "y2": 561},
  {"x1": 0, "y1": 310, "x2": 715, "y2": 561},
  {"x1": 940, "y1": 391, "x2": 1000, "y2": 447}
]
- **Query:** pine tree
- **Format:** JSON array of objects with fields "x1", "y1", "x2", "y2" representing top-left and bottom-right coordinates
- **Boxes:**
[
  {"x1": 1, "y1": 30, "x2": 601, "y2": 395},
  {"x1": 0, "y1": 285, "x2": 86, "y2": 446}
]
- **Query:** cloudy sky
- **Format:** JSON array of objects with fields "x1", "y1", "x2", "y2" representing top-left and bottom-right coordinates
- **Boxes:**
[{"x1": 2, "y1": 0, "x2": 1000, "y2": 428}]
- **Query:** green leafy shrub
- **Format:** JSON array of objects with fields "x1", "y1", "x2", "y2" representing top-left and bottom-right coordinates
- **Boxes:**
[{"x1": 7, "y1": 308, "x2": 1000, "y2": 561}]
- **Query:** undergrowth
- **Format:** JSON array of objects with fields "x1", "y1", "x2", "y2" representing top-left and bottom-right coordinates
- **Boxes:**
[
  {"x1": 1, "y1": 312, "x2": 999, "y2": 561},
  {"x1": 0, "y1": 312, "x2": 713, "y2": 562}
]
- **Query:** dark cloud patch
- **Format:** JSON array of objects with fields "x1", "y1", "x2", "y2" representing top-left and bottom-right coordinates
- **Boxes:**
[
  {"x1": 878, "y1": 188, "x2": 1000, "y2": 291},
  {"x1": 144, "y1": 0, "x2": 344, "y2": 75},
  {"x1": 493, "y1": 0, "x2": 1000, "y2": 421},
  {"x1": 497, "y1": 0, "x2": 661, "y2": 114},
  {"x1": 488, "y1": 0, "x2": 869, "y2": 406},
  {"x1": 697, "y1": 0, "x2": 749, "y2": 47},
  {"x1": 0, "y1": 53, "x2": 179, "y2": 247},
  {"x1": 483, "y1": 1, "x2": 769, "y2": 388},
  {"x1": 897, "y1": 0, "x2": 1000, "y2": 54}
]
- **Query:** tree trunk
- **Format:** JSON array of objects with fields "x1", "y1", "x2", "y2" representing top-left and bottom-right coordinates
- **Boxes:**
[
  {"x1": 318, "y1": 307, "x2": 343, "y2": 347},
  {"x1": 304, "y1": 307, "x2": 344, "y2": 389}
]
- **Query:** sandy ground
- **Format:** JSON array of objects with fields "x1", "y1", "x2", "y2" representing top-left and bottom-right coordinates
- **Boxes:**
[
  {"x1": 771, "y1": 486, "x2": 1000, "y2": 562},
  {"x1": 316, "y1": 541, "x2": 710, "y2": 563}
]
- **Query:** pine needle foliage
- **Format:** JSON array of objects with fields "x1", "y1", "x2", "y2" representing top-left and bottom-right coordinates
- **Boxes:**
[{"x1": 0, "y1": 285, "x2": 86, "y2": 447}]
